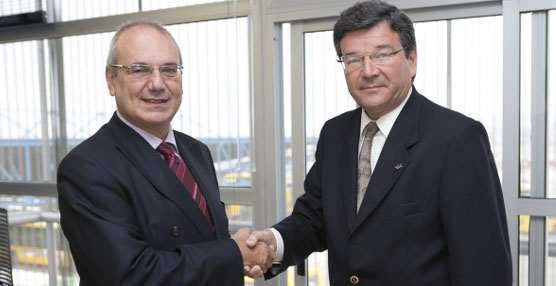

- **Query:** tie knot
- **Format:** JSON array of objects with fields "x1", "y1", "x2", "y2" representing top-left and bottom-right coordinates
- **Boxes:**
[
  {"x1": 363, "y1": 122, "x2": 379, "y2": 139},
  {"x1": 156, "y1": 142, "x2": 174, "y2": 159}
]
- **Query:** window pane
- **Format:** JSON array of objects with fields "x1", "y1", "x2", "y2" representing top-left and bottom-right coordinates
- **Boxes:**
[
  {"x1": 60, "y1": 0, "x2": 138, "y2": 21},
  {"x1": 520, "y1": 11, "x2": 555, "y2": 199},
  {"x1": 0, "y1": 0, "x2": 44, "y2": 17},
  {"x1": 520, "y1": 12, "x2": 532, "y2": 198},
  {"x1": 304, "y1": 30, "x2": 354, "y2": 168},
  {"x1": 0, "y1": 40, "x2": 54, "y2": 182},
  {"x1": 141, "y1": 0, "x2": 229, "y2": 11},
  {"x1": 413, "y1": 20, "x2": 448, "y2": 106},
  {"x1": 547, "y1": 10, "x2": 556, "y2": 199},
  {"x1": 63, "y1": 33, "x2": 116, "y2": 143},
  {"x1": 282, "y1": 23, "x2": 293, "y2": 215},
  {"x1": 545, "y1": 217, "x2": 556, "y2": 286},
  {"x1": 519, "y1": 215, "x2": 530, "y2": 285},
  {"x1": 450, "y1": 16, "x2": 503, "y2": 173},
  {"x1": 548, "y1": 216, "x2": 556, "y2": 284}
]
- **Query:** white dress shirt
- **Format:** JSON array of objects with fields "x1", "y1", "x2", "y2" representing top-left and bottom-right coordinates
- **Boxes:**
[{"x1": 116, "y1": 111, "x2": 179, "y2": 155}]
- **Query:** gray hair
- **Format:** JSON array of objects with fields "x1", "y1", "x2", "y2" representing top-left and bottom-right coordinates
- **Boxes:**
[
  {"x1": 106, "y1": 20, "x2": 183, "y2": 75},
  {"x1": 333, "y1": 0, "x2": 416, "y2": 59}
]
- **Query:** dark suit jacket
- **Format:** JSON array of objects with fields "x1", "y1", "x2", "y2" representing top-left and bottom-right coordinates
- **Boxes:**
[
  {"x1": 271, "y1": 88, "x2": 512, "y2": 285},
  {"x1": 57, "y1": 113, "x2": 244, "y2": 286}
]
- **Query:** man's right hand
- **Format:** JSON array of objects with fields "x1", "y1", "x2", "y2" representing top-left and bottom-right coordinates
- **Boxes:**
[
  {"x1": 232, "y1": 228, "x2": 275, "y2": 278},
  {"x1": 243, "y1": 229, "x2": 278, "y2": 278}
]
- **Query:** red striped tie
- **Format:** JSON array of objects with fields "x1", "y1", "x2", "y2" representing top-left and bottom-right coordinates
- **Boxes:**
[{"x1": 157, "y1": 142, "x2": 214, "y2": 231}]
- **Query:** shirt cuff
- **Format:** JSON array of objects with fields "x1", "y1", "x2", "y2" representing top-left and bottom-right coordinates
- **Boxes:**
[{"x1": 269, "y1": 227, "x2": 284, "y2": 263}]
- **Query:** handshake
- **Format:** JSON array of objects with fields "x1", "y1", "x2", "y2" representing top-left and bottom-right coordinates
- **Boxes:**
[{"x1": 232, "y1": 228, "x2": 277, "y2": 279}]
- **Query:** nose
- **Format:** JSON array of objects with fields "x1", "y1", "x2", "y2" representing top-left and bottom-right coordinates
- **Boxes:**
[
  {"x1": 148, "y1": 69, "x2": 165, "y2": 91},
  {"x1": 360, "y1": 56, "x2": 380, "y2": 78}
]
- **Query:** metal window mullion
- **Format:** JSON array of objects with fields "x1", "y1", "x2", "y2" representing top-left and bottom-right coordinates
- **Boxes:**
[
  {"x1": 529, "y1": 10, "x2": 548, "y2": 286},
  {"x1": 49, "y1": 38, "x2": 67, "y2": 172},
  {"x1": 37, "y1": 40, "x2": 50, "y2": 183},
  {"x1": 219, "y1": 187, "x2": 254, "y2": 205},
  {"x1": 291, "y1": 21, "x2": 308, "y2": 286},
  {"x1": 37, "y1": 36, "x2": 59, "y2": 286},
  {"x1": 273, "y1": 23, "x2": 286, "y2": 223},
  {"x1": 251, "y1": 0, "x2": 279, "y2": 284},
  {"x1": 518, "y1": 198, "x2": 556, "y2": 216},
  {"x1": 44, "y1": 2, "x2": 63, "y2": 286},
  {"x1": 501, "y1": 0, "x2": 521, "y2": 285}
]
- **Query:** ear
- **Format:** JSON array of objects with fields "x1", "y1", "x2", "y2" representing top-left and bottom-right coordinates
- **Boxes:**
[
  {"x1": 408, "y1": 48, "x2": 417, "y2": 78},
  {"x1": 105, "y1": 65, "x2": 116, "y2": 97}
]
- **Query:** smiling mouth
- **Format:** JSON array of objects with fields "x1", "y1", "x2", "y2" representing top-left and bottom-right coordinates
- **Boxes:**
[
  {"x1": 361, "y1": 86, "x2": 381, "y2": 91},
  {"x1": 143, "y1": 99, "x2": 168, "y2": 103}
]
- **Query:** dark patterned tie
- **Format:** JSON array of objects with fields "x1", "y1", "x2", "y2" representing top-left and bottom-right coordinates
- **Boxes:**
[
  {"x1": 157, "y1": 142, "x2": 214, "y2": 230},
  {"x1": 357, "y1": 122, "x2": 380, "y2": 212}
]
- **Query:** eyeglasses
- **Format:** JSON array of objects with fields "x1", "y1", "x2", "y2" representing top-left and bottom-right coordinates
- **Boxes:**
[
  {"x1": 337, "y1": 47, "x2": 406, "y2": 71},
  {"x1": 110, "y1": 64, "x2": 183, "y2": 79}
]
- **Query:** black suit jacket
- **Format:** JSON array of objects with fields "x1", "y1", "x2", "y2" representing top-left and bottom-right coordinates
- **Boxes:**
[
  {"x1": 57, "y1": 113, "x2": 244, "y2": 285},
  {"x1": 272, "y1": 88, "x2": 512, "y2": 285}
]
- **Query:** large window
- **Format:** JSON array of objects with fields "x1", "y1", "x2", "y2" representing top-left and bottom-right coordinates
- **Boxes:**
[{"x1": 519, "y1": 9, "x2": 556, "y2": 286}]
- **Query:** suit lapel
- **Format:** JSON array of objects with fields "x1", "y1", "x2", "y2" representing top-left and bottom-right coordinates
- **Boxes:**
[
  {"x1": 107, "y1": 115, "x2": 215, "y2": 241},
  {"x1": 176, "y1": 137, "x2": 228, "y2": 239},
  {"x1": 352, "y1": 89, "x2": 422, "y2": 232},
  {"x1": 341, "y1": 110, "x2": 362, "y2": 232}
]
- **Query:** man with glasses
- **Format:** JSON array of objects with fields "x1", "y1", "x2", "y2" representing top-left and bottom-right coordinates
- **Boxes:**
[
  {"x1": 57, "y1": 20, "x2": 273, "y2": 285},
  {"x1": 246, "y1": 1, "x2": 512, "y2": 284}
]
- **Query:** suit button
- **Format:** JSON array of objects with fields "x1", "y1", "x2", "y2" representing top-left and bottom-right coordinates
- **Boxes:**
[
  {"x1": 171, "y1": 226, "x2": 180, "y2": 236},
  {"x1": 349, "y1": 275, "x2": 359, "y2": 285}
]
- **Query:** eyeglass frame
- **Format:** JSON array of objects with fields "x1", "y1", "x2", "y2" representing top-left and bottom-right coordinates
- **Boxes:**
[
  {"x1": 110, "y1": 63, "x2": 184, "y2": 78},
  {"x1": 337, "y1": 47, "x2": 407, "y2": 71}
]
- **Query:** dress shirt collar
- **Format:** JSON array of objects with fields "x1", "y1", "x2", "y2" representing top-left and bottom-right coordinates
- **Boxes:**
[
  {"x1": 116, "y1": 111, "x2": 178, "y2": 151},
  {"x1": 359, "y1": 87, "x2": 412, "y2": 139}
]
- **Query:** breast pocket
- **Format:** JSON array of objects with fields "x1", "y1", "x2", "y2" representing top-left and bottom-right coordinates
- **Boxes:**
[{"x1": 383, "y1": 198, "x2": 431, "y2": 221}]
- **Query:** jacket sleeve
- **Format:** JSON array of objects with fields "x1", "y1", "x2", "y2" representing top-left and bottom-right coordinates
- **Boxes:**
[
  {"x1": 57, "y1": 151, "x2": 245, "y2": 286},
  {"x1": 439, "y1": 120, "x2": 512, "y2": 285},
  {"x1": 267, "y1": 127, "x2": 329, "y2": 278}
]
